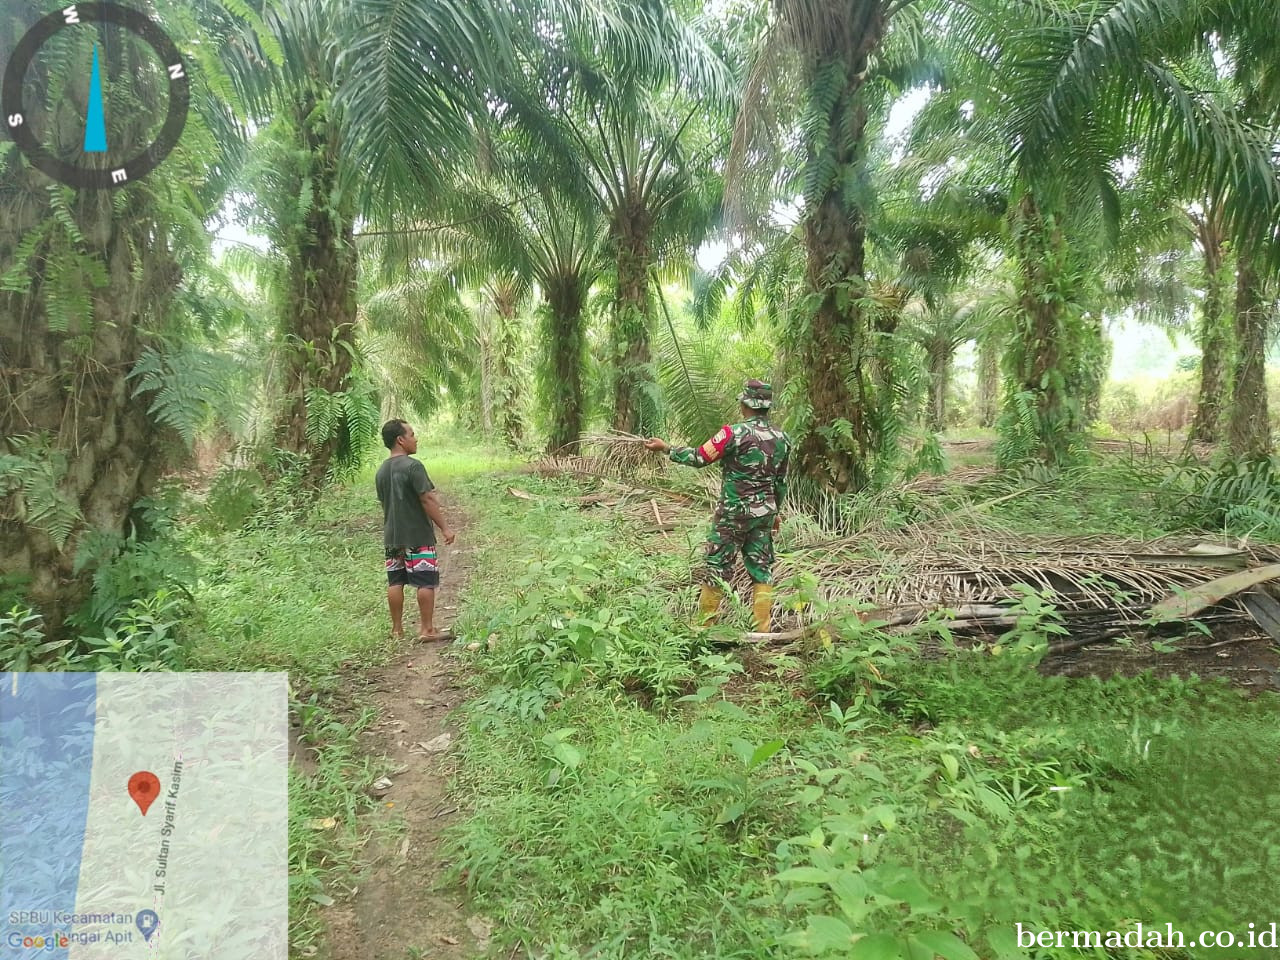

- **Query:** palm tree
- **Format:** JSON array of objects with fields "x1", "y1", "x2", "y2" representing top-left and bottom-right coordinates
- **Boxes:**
[
  {"x1": 357, "y1": 267, "x2": 477, "y2": 423},
  {"x1": 1188, "y1": 203, "x2": 1231, "y2": 443},
  {"x1": 216, "y1": 0, "x2": 523, "y2": 485},
  {"x1": 480, "y1": 273, "x2": 532, "y2": 447},
  {"x1": 926, "y1": 0, "x2": 1280, "y2": 464},
  {"x1": 387, "y1": 163, "x2": 608, "y2": 451},
  {"x1": 0, "y1": 0, "x2": 255, "y2": 634},
  {"x1": 908, "y1": 295, "x2": 1000, "y2": 432},
  {"x1": 1230, "y1": 252, "x2": 1271, "y2": 458},
  {"x1": 1219, "y1": 78, "x2": 1278, "y2": 457},
  {"x1": 728, "y1": 0, "x2": 931, "y2": 492},
  {"x1": 497, "y1": 3, "x2": 730, "y2": 436}
]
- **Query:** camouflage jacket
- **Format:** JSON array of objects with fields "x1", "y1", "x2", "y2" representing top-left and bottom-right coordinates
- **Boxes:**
[{"x1": 669, "y1": 416, "x2": 791, "y2": 517}]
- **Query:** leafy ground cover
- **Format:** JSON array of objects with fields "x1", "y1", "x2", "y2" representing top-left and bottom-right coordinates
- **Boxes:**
[
  {"x1": 9, "y1": 437, "x2": 1276, "y2": 959},
  {"x1": 184, "y1": 438, "x2": 513, "y2": 955},
  {"x1": 440, "y1": 460, "x2": 1280, "y2": 959}
]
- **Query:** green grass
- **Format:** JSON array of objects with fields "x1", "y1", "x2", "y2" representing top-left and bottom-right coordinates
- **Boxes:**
[
  {"x1": 181, "y1": 436, "x2": 514, "y2": 956},
  {"x1": 439, "y1": 466, "x2": 1280, "y2": 959},
  {"x1": 188, "y1": 435, "x2": 514, "y2": 678},
  {"x1": 164, "y1": 435, "x2": 1280, "y2": 959},
  {"x1": 450, "y1": 689, "x2": 801, "y2": 957},
  {"x1": 934, "y1": 454, "x2": 1191, "y2": 539},
  {"x1": 286, "y1": 698, "x2": 381, "y2": 955}
]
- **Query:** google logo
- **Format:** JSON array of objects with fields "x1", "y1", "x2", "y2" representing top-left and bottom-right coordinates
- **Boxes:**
[{"x1": 6, "y1": 932, "x2": 70, "y2": 949}]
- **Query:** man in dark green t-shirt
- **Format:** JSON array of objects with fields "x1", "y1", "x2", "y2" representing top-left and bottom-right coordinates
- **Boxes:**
[{"x1": 375, "y1": 419, "x2": 457, "y2": 641}]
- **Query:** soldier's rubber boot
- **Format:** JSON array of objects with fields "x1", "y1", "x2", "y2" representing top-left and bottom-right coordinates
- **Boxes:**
[
  {"x1": 751, "y1": 583, "x2": 774, "y2": 634},
  {"x1": 698, "y1": 584, "x2": 723, "y2": 625}
]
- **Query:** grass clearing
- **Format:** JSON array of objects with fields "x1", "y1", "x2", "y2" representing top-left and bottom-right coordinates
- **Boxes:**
[
  {"x1": 286, "y1": 699, "x2": 380, "y2": 955},
  {"x1": 443, "y1": 466, "x2": 1280, "y2": 959},
  {"x1": 159, "y1": 439, "x2": 1280, "y2": 958},
  {"x1": 183, "y1": 436, "x2": 512, "y2": 955}
]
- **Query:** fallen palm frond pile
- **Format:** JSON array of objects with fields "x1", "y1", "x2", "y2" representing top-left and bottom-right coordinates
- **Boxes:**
[
  {"x1": 519, "y1": 448, "x2": 1280, "y2": 684},
  {"x1": 900, "y1": 465, "x2": 997, "y2": 495},
  {"x1": 758, "y1": 528, "x2": 1280, "y2": 658},
  {"x1": 506, "y1": 481, "x2": 705, "y2": 535},
  {"x1": 563, "y1": 433, "x2": 657, "y2": 477}
]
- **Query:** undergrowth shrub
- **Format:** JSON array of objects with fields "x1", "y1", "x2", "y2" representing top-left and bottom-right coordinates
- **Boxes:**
[
  {"x1": 452, "y1": 467, "x2": 1280, "y2": 959},
  {"x1": 1164, "y1": 455, "x2": 1280, "y2": 539},
  {"x1": 0, "y1": 593, "x2": 191, "y2": 671},
  {"x1": 450, "y1": 689, "x2": 794, "y2": 956},
  {"x1": 202, "y1": 466, "x2": 268, "y2": 531},
  {"x1": 0, "y1": 606, "x2": 60, "y2": 670},
  {"x1": 465, "y1": 523, "x2": 708, "y2": 707}
]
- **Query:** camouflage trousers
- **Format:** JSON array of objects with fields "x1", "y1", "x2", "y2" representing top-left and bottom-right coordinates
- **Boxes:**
[{"x1": 701, "y1": 507, "x2": 776, "y2": 585}]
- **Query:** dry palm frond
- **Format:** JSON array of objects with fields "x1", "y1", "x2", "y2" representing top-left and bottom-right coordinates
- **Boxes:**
[
  {"x1": 529, "y1": 433, "x2": 725, "y2": 507},
  {"x1": 765, "y1": 526, "x2": 1280, "y2": 638},
  {"x1": 522, "y1": 453, "x2": 709, "y2": 506},
  {"x1": 570, "y1": 432, "x2": 659, "y2": 476},
  {"x1": 902, "y1": 465, "x2": 999, "y2": 495}
]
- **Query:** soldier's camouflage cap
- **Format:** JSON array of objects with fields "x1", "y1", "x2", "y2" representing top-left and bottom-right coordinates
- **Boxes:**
[{"x1": 738, "y1": 379, "x2": 773, "y2": 410}]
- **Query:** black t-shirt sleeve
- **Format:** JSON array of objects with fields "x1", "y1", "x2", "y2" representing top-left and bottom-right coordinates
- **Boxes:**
[{"x1": 410, "y1": 460, "x2": 434, "y2": 496}]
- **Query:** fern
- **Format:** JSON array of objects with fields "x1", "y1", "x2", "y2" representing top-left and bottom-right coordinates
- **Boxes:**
[
  {"x1": 333, "y1": 374, "x2": 381, "y2": 473},
  {"x1": 203, "y1": 467, "x2": 267, "y2": 532},
  {"x1": 129, "y1": 345, "x2": 242, "y2": 447},
  {"x1": 82, "y1": 540, "x2": 195, "y2": 631},
  {"x1": 304, "y1": 388, "x2": 342, "y2": 445},
  {"x1": 46, "y1": 184, "x2": 87, "y2": 246},
  {"x1": 302, "y1": 370, "x2": 381, "y2": 476},
  {"x1": 995, "y1": 389, "x2": 1041, "y2": 468},
  {"x1": 44, "y1": 250, "x2": 97, "y2": 333},
  {"x1": 0, "y1": 225, "x2": 46, "y2": 293},
  {"x1": 0, "y1": 438, "x2": 84, "y2": 549},
  {"x1": 73, "y1": 529, "x2": 125, "y2": 576}
]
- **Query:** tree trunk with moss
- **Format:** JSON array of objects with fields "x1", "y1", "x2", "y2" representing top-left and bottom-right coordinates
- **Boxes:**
[
  {"x1": 976, "y1": 335, "x2": 1000, "y2": 428},
  {"x1": 1189, "y1": 210, "x2": 1231, "y2": 443},
  {"x1": 1003, "y1": 193, "x2": 1081, "y2": 465},
  {"x1": 794, "y1": 5, "x2": 888, "y2": 493},
  {"x1": 1227, "y1": 255, "x2": 1271, "y2": 458},
  {"x1": 1074, "y1": 315, "x2": 1109, "y2": 427},
  {"x1": 926, "y1": 338, "x2": 953, "y2": 432},
  {"x1": 0, "y1": 12, "x2": 188, "y2": 636},
  {"x1": 610, "y1": 203, "x2": 658, "y2": 435},
  {"x1": 543, "y1": 275, "x2": 588, "y2": 452},
  {"x1": 491, "y1": 283, "x2": 524, "y2": 447},
  {"x1": 275, "y1": 89, "x2": 359, "y2": 487}
]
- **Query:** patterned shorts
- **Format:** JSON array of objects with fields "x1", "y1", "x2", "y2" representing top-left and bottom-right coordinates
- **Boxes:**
[{"x1": 385, "y1": 545, "x2": 440, "y2": 588}]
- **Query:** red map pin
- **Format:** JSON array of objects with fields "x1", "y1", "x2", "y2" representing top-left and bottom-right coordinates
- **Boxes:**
[{"x1": 128, "y1": 771, "x2": 161, "y2": 815}]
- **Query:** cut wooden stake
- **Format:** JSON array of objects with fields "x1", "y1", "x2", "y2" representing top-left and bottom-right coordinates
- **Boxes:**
[
  {"x1": 1241, "y1": 590, "x2": 1280, "y2": 642},
  {"x1": 651, "y1": 499, "x2": 668, "y2": 538}
]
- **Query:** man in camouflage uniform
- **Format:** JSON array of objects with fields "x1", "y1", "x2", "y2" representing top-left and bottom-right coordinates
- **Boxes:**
[{"x1": 645, "y1": 379, "x2": 791, "y2": 632}]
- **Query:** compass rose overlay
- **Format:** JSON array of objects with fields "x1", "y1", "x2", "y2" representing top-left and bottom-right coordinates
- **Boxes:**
[{"x1": 2, "y1": 3, "x2": 190, "y2": 190}]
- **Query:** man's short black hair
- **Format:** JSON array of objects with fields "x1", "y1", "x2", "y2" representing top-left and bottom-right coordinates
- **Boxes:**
[{"x1": 381, "y1": 419, "x2": 408, "y2": 450}]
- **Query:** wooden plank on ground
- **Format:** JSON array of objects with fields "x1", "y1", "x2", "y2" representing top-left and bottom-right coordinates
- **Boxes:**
[
  {"x1": 1241, "y1": 591, "x2": 1280, "y2": 642},
  {"x1": 1148, "y1": 563, "x2": 1280, "y2": 622}
]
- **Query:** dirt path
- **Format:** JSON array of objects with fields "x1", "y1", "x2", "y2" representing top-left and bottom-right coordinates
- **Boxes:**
[{"x1": 323, "y1": 495, "x2": 497, "y2": 960}]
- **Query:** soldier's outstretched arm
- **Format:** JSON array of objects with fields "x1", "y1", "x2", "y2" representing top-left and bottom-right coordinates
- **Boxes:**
[{"x1": 667, "y1": 425, "x2": 735, "y2": 468}]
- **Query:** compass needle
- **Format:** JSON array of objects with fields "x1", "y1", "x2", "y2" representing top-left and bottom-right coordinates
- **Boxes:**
[
  {"x1": 4, "y1": 4, "x2": 188, "y2": 189},
  {"x1": 84, "y1": 42, "x2": 107, "y2": 153}
]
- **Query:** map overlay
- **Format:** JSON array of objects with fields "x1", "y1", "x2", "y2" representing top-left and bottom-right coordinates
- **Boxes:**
[{"x1": 1, "y1": 673, "x2": 287, "y2": 959}]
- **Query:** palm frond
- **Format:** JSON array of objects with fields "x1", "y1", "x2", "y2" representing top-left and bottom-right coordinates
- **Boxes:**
[{"x1": 337, "y1": 0, "x2": 517, "y2": 222}]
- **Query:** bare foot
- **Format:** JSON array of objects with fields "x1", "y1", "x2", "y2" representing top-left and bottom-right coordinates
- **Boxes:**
[
  {"x1": 391, "y1": 630, "x2": 405, "y2": 641},
  {"x1": 416, "y1": 629, "x2": 453, "y2": 642}
]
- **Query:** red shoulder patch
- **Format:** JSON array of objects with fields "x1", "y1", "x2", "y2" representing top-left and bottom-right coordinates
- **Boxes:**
[{"x1": 699, "y1": 425, "x2": 733, "y2": 462}]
